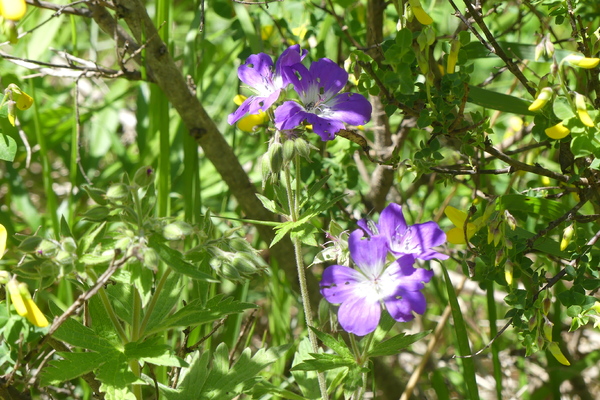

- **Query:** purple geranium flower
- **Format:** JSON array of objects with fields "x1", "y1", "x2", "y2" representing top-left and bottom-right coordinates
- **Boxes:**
[
  {"x1": 228, "y1": 45, "x2": 307, "y2": 125},
  {"x1": 358, "y1": 203, "x2": 448, "y2": 261},
  {"x1": 274, "y1": 58, "x2": 372, "y2": 141},
  {"x1": 320, "y1": 231, "x2": 434, "y2": 336}
]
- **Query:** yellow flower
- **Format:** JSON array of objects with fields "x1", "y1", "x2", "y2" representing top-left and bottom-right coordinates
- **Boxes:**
[
  {"x1": 7, "y1": 280, "x2": 49, "y2": 328},
  {"x1": 544, "y1": 122, "x2": 570, "y2": 140},
  {"x1": 409, "y1": 0, "x2": 433, "y2": 25},
  {"x1": 528, "y1": 87, "x2": 553, "y2": 112},
  {"x1": 564, "y1": 54, "x2": 600, "y2": 69},
  {"x1": 0, "y1": 0, "x2": 26, "y2": 21},
  {"x1": 444, "y1": 206, "x2": 479, "y2": 244},
  {"x1": 0, "y1": 223, "x2": 6, "y2": 257},
  {"x1": 233, "y1": 95, "x2": 269, "y2": 132},
  {"x1": 547, "y1": 342, "x2": 570, "y2": 366},
  {"x1": 446, "y1": 39, "x2": 461, "y2": 74},
  {"x1": 575, "y1": 93, "x2": 595, "y2": 127}
]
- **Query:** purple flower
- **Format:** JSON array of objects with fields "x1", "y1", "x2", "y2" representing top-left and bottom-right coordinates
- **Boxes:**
[
  {"x1": 274, "y1": 58, "x2": 372, "y2": 141},
  {"x1": 228, "y1": 45, "x2": 307, "y2": 125},
  {"x1": 320, "y1": 231, "x2": 434, "y2": 336},
  {"x1": 358, "y1": 203, "x2": 448, "y2": 261}
]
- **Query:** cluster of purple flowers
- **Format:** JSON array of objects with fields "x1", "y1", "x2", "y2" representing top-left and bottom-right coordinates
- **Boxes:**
[
  {"x1": 228, "y1": 45, "x2": 372, "y2": 141},
  {"x1": 320, "y1": 203, "x2": 447, "y2": 336}
]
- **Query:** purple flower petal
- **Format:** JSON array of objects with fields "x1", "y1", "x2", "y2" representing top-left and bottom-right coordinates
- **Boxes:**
[
  {"x1": 348, "y1": 230, "x2": 388, "y2": 276},
  {"x1": 383, "y1": 255, "x2": 433, "y2": 292},
  {"x1": 384, "y1": 290, "x2": 428, "y2": 322},
  {"x1": 283, "y1": 63, "x2": 315, "y2": 101},
  {"x1": 309, "y1": 58, "x2": 348, "y2": 99},
  {"x1": 378, "y1": 203, "x2": 408, "y2": 239},
  {"x1": 228, "y1": 91, "x2": 280, "y2": 125},
  {"x1": 320, "y1": 264, "x2": 364, "y2": 304},
  {"x1": 237, "y1": 53, "x2": 275, "y2": 91},
  {"x1": 304, "y1": 114, "x2": 345, "y2": 141},
  {"x1": 276, "y1": 45, "x2": 308, "y2": 85},
  {"x1": 337, "y1": 292, "x2": 381, "y2": 336},
  {"x1": 327, "y1": 92, "x2": 372, "y2": 126},
  {"x1": 274, "y1": 101, "x2": 309, "y2": 130}
]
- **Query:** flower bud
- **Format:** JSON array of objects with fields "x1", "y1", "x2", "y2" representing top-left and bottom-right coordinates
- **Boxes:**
[
  {"x1": 548, "y1": 342, "x2": 570, "y2": 366},
  {"x1": 543, "y1": 320, "x2": 553, "y2": 341},
  {"x1": 575, "y1": 93, "x2": 595, "y2": 127},
  {"x1": 504, "y1": 262, "x2": 513, "y2": 285},
  {"x1": 0, "y1": 270, "x2": 10, "y2": 284},
  {"x1": 163, "y1": 221, "x2": 193, "y2": 241},
  {"x1": 55, "y1": 250, "x2": 75, "y2": 265},
  {"x1": 133, "y1": 166, "x2": 154, "y2": 187},
  {"x1": 0, "y1": 0, "x2": 27, "y2": 21},
  {"x1": 37, "y1": 239, "x2": 59, "y2": 257},
  {"x1": 268, "y1": 142, "x2": 284, "y2": 174},
  {"x1": 7, "y1": 100, "x2": 16, "y2": 126},
  {"x1": 220, "y1": 262, "x2": 241, "y2": 281},
  {"x1": 564, "y1": 54, "x2": 600, "y2": 69},
  {"x1": 283, "y1": 139, "x2": 296, "y2": 163},
  {"x1": 0, "y1": 223, "x2": 6, "y2": 257},
  {"x1": 528, "y1": 315, "x2": 537, "y2": 331},
  {"x1": 232, "y1": 253, "x2": 259, "y2": 275},
  {"x1": 543, "y1": 297, "x2": 552, "y2": 315},
  {"x1": 560, "y1": 224, "x2": 575, "y2": 251},
  {"x1": 528, "y1": 87, "x2": 553, "y2": 111},
  {"x1": 408, "y1": 0, "x2": 433, "y2": 25},
  {"x1": 61, "y1": 237, "x2": 77, "y2": 253},
  {"x1": 446, "y1": 39, "x2": 461, "y2": 74},
  {"x1": 545, "y1": 122, "x2": 570, "y2": 140},
  {"x1": 106, "y1": 183, "x2": 130, "y2": 202},
  {"x1": 142, "y1": 248, "x2": 159, "y2": 270},
  {"x1": 294, "y1": 137, "x2": 311, "y2": 160},
  {"x1": 261, "y1": 154, "x2": 271, "y2": 182},
  {"x1": 504, "y1": 210, "x2": 517, "y2": 231}
]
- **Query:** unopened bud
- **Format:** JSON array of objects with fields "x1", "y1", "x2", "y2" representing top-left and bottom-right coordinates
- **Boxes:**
[
  {"x1": 163, "y1": 221, "x2": 193, "y2": 241},
  {"x1": 294, "y1": 137, "x2": 311, "y2": 160},
  {"x1": 446, "y1": 39, "x2": 461, "y2": 74},
  {"x1": 61, "y1": 237, "x2": 77, "y2": 253},
  {"x1": 37, "y1": 239, "x2": 59, "y2": 257},
  {"x1": 133, "y1": 166, "x2": 154, "y2": 187},
  {"x1": 142, "y1": 248, "x2": 159, "y2": 270},
  {"x1": 564, "y1": 54, "x2": 600, "y2": 69},
  {"x1": 268, "y1": 142, "x2": 284, "y2": 174},
  {"x1": 55, "y1": 250, "x2": 75, "y2": 265},
  {"x1": 504, "y1": 210, "x2": 517, "y2": 230},
  {"x1": 560, "y1": 224, "x2": 575, "y2": 251},
  {"x1": 528, "y1": 87, "x2": 553, "y2": 111},
  {"x1": 106, "y1": 183, "x2": 130, "y2": 202},
  {"x1": 575, "y1": 93, "x2": 595, "y2": 127},
  {"x1": 528, "y1": 315, "x2": 537, "y2": 331},
  {"x1": 0, "y1": 270, "x2": 10, "y2": 284},
  {"x1": 543, "y1": 297, "x2": 552, "y2": 315},
  {"x1": 283, "y1": 139, "x2": 295, "y2": 163},
  {"x1": 232, "y1": 253, "x2": 258, "y2": 275},
  {"x1": 543, "y1": 320, "x2": 553, "y2": 341},
  {"x1": 504, "y1": 262, "x2": 513, "y2": 285}
]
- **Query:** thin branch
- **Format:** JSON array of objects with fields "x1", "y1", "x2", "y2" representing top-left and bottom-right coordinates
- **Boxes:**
[{"x1": 26, "y1": 0, "x2": 93, "y2": 17}]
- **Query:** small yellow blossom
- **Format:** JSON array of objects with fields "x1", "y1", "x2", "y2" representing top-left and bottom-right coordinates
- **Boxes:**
[
  {"x1": 544, "y1": 122, "x2": 570, "y2": 140},
  {"x1": 409, "y1": 0, "x2": 433, "y2": 25},
  {"x1": 528, "y1": 87, "x2": 553, "y2": 112},
  {"x1": 7, "y1": 279, "x2": 49, "y2": 328},
  {"x1": 564, "y1": 54, "x2": 600, "y2": 69},
  {"x1": 233, "y1": 95, "x2": 269, "y2": 132},
  {"x1": 446, "y1": 39, "x2": 461, "y2": 74},
  {"x1": 444, "y1": 206, "x2": 479, "y2": 244},
  {"x1": 0, "y1": 0, "x2": 26, "y2": 21},
  {"x1": 0, "y1": 223, "x2": 6, "y2": 257},
  {"x1": 575, "y1": 93, "x2": 595, "y2": 127},
  {"x1": 547, "y1": 342, "x2": 570, "y2": 366}
]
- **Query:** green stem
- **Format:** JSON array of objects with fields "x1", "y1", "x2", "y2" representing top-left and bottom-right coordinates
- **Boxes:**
[
  {"x1": 138, "y1": 268, "x2": 172, "y2": 337},
  {"x1": 98, "y1": 287, "x2": 129, "y2": 343},
  {"x1": 131, "y1": 287, "x2": 142, "y2": 341},
  {"x1": 28, "y1": 80, "x2": 59, "y2": 236},
  {"x1": 284, "y1": 159, "x2": 329, "y2": 400}
]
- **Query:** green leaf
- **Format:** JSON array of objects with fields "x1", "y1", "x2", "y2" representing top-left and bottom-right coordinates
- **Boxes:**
[
  {"x1": 0, "y1": 132, "x2": 17, "y2": 162},
  {"x1": 367, "y1": 330, "x2": 431, "y2": 357},
  {"x1": 255, "y1": 193, "x2": 285, "y2": 215},
  {"x1": 200, "y1": 344, "x2": 290, "y2": 399},
  {"x1": 41, "y1": 351, "x2": 111, "y2": 386},
  {"x1": 290, "y1": 353, "x2": 356, "y2": 372},
  {"x1": 441, "y1": 264, "x2": 480, "y2": 400},
  {"x1": 125, "y1": 337, "x2": 188, "y2": 367},
  {"x1": 147, "y1": 295, "x2": 257, "y2": 335},
  {"x1": 149, "y1": 236, "x2": 217, "y2": 281},
  {"x1": 553, "y1": 96, "x2": 575, "y2": 120},
  {"x1": 141, "y1": 271, "x2": 183, "y2": 335},
  {"x1": 309, "y1": 327, "x2": 353, "y2": 358},
  {"x1": 498, "y1": 194, "x2": 570, "y2": 221},
  {"x1": 468, "y1": 85, "x2": 536, "y2": 116},
  {"x1": 291, "y1": 337, "x2": 321, "y2": 399},
  {"x1": 155, "y1": 352, "x2": 210, "y2": 400}
]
